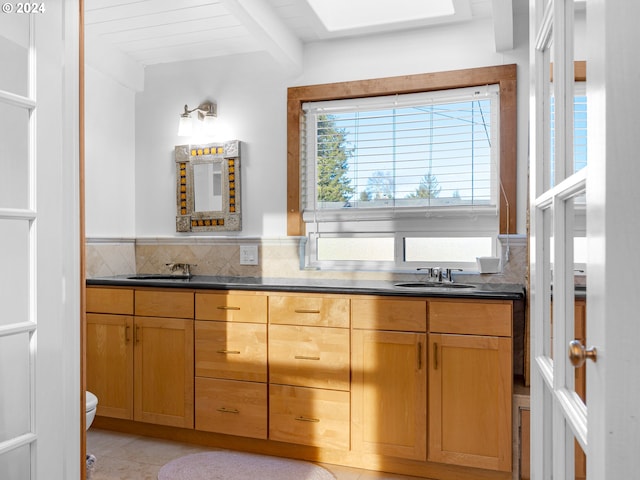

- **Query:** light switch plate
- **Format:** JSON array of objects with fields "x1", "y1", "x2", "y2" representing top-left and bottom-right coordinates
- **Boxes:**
[{"x1": 239, "y1": 245, "x2": 259, "y2": 265}]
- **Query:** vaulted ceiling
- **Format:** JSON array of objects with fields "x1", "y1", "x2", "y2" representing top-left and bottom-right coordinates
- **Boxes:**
[{"x1": 85, "y1": 0, "x2": 514, "y2": 72}]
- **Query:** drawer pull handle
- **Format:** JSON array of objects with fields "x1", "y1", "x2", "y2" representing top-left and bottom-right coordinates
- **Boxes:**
[
  {"x1": 294, "y1": 309, "x2": 320, "y2": 314},
  {"x1": 217, "y1": 306, "x2": 241, "y2": 311},
  {"x1": 433, "y1": 342, "x2": 438, "y2": 370},
  {"x1": 125, "y1": 325, "x2": 130, "y2": 343},
  {"x1": 217, "y1": 407, "x2": 239, "y2": 414},
  {"x1": 217, "y1": 350, "x2": 241, "y2": 355},
  {"x1": 135, "y1": 325, "x2": 140, "y2": 344},
  {"x1": 295, "y1": 416, "x2": 320, "y2": 423},
  {"x1": 295, "y1": 355, "x2": 320, "y2": 361}
]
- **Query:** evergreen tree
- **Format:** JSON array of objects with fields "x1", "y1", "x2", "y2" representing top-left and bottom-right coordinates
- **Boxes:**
[
  {"x1": 407, "y1": 172, "x2": 441, "y2": 199},
  {"x1": 360, "y1": 190, "x2": 371, "y2": 202},
  {"x1": 316, "y1": 114, "x2": 353, "y2": 203}
]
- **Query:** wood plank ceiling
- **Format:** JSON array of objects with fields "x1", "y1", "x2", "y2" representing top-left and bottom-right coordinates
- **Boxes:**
[{"x1": 84, "y1": 0, "x2": 507, "y2": 69}]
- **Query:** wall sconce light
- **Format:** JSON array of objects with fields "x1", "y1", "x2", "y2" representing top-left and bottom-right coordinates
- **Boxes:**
[{"x1": 178, "y1": 101, "x2": 217, "y2": 136}]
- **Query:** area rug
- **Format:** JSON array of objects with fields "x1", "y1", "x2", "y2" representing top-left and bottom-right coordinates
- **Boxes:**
[{"x1": 158, "y1": 450, "x2": 336, "y2": 480}]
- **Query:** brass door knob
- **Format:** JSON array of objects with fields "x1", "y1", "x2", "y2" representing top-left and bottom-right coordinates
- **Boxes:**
[{"x1": 568, "y1": 339, "x2": 597, "y2": 368}]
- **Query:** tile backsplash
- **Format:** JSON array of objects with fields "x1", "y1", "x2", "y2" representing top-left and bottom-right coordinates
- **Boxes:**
[
  {"x1": 85, "y1": 240, "x2": 136, "y2": 278},
  {"x1": 86, "y1": 236, "x2": 528, "y2": 285}
]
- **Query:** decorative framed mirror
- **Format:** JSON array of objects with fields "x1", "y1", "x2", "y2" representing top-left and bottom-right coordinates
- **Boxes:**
[{"x1": 175, "y1": 140, "x2": 242, "y2": 232}]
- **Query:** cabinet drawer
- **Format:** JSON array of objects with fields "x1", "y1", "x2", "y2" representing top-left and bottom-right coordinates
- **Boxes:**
[
  {"x1": 195, "y1": 292, "x2": 267, "y2": 323},
  {"x1": 269, "y1": 295, "x2": 349, "y2": 327},
  {"x1": 135, "y1": 289, "x2": 194, "y2": 318},
  {"x1": 352, "y1": 297, "x2": 426, "y2": 331},
  {"x1": 195, "y1": 320, "x2": 267, "y2": 382},
  {"x1": 86, "y1": 287, "x2": 133, "y2": 315},
  {"x1": 195, "y1": 377, "x2": 267, "y2": 439},
  {"x1": 429, "y1": 300, "x2": 512, "y2": 337},
  {"x1": 269, "y1": 385, "x2": 350, "y2": 450},
  {"x1": 269, "y1": 324, "x2": 350, "y2": 390}
]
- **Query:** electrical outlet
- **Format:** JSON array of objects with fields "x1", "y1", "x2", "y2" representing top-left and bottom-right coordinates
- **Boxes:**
[{"x1": 239, "y1": 245, "x2": 259, "y2": 265}]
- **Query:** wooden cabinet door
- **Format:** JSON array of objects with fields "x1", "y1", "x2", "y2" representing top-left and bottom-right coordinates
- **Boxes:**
[
  {"x1": 86, "y1": 313, "x2": 134, "y2": 420},
  {"x1": 134, "y1": 316, "x2": 194, "y2": 428},
  {"x1": 428, "y1": 333, "x2": 512, "y2": 471},
  {"x1": 351, "y1": 330, "x2": 427, "y2": 460}
]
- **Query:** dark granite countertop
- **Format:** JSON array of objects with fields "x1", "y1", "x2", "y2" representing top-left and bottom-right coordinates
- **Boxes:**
[{"x1": 87, "y1": 274, "x2": 525, "y2": 300}]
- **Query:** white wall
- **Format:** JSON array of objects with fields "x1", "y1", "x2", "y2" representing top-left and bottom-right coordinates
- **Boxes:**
[
  {"x1": 84, "y1": 65, "x2": 136, "y2": 237},
  {"x1": 90, "y1": 10, "x2": 532, "y2": 238},
  {"x1": 135, "y1": 51, "x2": 290, "y2": 237}
]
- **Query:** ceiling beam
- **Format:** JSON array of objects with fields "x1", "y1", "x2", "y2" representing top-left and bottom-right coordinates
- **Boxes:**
[
  {"x1": 220, "y1": 0, "x2": 303, "y2": 74},
  {"x1": 85, "y1": 33, "x2": 145, "y2": 92},
  {"x1": 492, "y1": 0, "x2": 514, "y2": 51}
]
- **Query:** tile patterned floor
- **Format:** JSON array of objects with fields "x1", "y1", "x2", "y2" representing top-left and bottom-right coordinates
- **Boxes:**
[{"x1": 86, "y1": 428, "x2": 431, "y2": 480}]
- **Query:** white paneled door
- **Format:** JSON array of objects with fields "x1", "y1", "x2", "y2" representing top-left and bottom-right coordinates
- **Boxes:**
[
  {"x1": 0, "y1": 2, "x2": 80, "y2": 479},
  {"x1": 530, "y1": 0, "x2": 640, "y2": 478}
]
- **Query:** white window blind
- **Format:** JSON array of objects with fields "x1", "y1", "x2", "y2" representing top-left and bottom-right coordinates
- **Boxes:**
[
  {"x1": 302, "y1": 85, "x2": 500, "y2": 227},
  {"x1": 550, "y1": 82, "x2": 588, "y2": 185},
  {"x1": 574, "y1": 85, "x2": 588, "y2": 172}
]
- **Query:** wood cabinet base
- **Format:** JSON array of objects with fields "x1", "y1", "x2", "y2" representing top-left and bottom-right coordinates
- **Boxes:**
[{"x1": 93, "y1": 417, "x2": 511, "y2": 480}]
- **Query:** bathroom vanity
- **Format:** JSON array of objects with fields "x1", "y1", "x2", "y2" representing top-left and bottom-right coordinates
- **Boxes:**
[{"x1": 86, "y1": 276, "x2": 525, "y2": 480}]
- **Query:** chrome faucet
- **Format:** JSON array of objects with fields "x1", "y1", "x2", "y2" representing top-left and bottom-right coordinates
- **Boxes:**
[
  {"x1": 443, "y1": 268, "x2": 463, "y2": 283},
  {"x1": 432, "y1": 267, "x2": 443, "y2": 282},
  {"x1": 166, "y1": 262, "x2": 196, "y2": 277},
  {"x1": 417, "y1": 267, "x2": 463, "y2": 283}
]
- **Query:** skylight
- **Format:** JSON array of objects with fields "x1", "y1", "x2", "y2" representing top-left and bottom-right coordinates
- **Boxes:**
[{"x1": 306, "y1": 0, "x2": 456, "y2": 32}]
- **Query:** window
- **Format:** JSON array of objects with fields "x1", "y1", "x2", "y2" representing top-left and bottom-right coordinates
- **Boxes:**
[
  {"x1": 549, "y1": 63, "x2": 588, "y2": 272},
  {"x1": 287, "y1": 65, "x2": 517, "y2": 271},
  {"x1": 303, "y1": 86, "x2": 499, "y2": 211}
]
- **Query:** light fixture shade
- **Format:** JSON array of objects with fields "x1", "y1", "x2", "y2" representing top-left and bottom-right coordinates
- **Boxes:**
[
  {"x1": 203, "y1": 113, "x2": 216, "y2": 136},
  {"x1": 178, "y1": 115, "x2": 192, "y2": 136}
]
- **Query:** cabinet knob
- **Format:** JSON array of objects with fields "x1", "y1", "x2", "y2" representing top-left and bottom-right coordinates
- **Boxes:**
[{"x1": 568, "y1": 339, "x2": 597, "y2": 368}]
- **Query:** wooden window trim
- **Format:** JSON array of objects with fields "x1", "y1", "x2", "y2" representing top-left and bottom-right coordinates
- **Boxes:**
[{"x1": 287, "y1": 64, "x2": 518, "y2": 236}]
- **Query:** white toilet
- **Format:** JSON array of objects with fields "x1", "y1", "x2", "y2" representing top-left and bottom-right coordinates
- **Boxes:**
[{"x1": 86, "y1": 391, "x2": 98, "y2": 430}]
